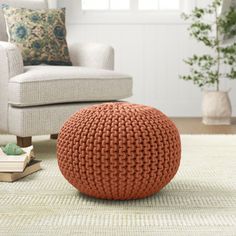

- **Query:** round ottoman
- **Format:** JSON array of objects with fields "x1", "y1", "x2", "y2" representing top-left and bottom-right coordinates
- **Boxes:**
[{"x1": 57, "y1": 103, "x2": 181, "y2": 200}]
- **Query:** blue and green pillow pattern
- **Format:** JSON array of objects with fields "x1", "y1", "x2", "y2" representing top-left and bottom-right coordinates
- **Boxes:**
[{"x1": 2, "y1": 6, "x2": 72, "y2": 66}]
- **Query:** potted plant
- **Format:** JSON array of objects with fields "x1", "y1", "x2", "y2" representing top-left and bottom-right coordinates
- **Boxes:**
[{"x1": 180, "y1": 0, "x2": 236, "y2": 125}]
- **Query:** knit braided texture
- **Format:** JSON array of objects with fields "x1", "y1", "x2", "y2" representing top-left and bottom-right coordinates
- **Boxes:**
[{"x1": 57, "y1": 103, "x2": 181, "y2": 200}]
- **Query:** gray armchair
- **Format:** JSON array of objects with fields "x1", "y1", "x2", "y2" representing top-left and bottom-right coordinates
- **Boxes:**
[{"x1": 0, "y1": 0, "x2": 132, "y2": 147}]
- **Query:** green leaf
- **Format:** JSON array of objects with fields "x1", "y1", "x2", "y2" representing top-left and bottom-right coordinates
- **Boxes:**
[{"x1": 179, "y1": 0, "x2": 236, "y2": 88}]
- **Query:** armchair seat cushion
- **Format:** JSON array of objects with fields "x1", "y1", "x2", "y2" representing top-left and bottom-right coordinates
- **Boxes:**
[{"x1": 8, "y1": 65, "x2": 132, "y2": 107}]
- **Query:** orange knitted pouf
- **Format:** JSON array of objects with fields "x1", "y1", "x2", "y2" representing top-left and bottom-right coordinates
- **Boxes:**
[{"x1": 57, "y1": 103, "x2": 181, "y2": 200}]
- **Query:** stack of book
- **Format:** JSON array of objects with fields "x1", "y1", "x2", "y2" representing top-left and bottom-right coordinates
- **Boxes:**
[{"x1": 0, "y1": 146, "x2": 41, "y2": 182}]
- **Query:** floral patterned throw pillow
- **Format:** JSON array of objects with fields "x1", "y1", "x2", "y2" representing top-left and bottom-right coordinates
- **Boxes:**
[{"x1": 3, "y1": 7, "x2": 72, "y2": 66}]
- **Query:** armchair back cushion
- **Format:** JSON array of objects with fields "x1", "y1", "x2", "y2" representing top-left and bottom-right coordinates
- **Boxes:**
[{"x1": 0, "y1": 0, "x2": 48, "y2": 41}]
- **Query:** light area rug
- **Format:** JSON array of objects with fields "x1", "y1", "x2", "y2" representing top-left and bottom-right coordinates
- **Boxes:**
[{"x1": 0, "y1": 135, "x2": 235, "y2": 236}]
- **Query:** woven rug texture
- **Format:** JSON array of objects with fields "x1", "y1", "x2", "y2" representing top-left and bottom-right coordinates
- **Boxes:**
[{"x1": 0, "y1": 135, "x2": 235, "y2": 236}]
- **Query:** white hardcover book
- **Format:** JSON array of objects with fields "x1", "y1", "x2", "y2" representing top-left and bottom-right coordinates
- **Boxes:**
[
  {"x1": 0, "y1": 160, "x2": 42, "y2": 182},
  {"x1": 0, "y1": 146, "x2": 34, "y2": 172}
]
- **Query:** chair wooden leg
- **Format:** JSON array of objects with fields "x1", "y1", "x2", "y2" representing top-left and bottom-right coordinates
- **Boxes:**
[
  {"x1": 17, "y1": 136, "x2": 32, "y2": 147},
  {"x1": 50, "y1": 134, "x2": 58, "y2": 140}
]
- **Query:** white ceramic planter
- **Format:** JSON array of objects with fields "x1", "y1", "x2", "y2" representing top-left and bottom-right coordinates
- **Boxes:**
[{"x1": 202, "y1": 91, "x2": 232, "y2": 125}]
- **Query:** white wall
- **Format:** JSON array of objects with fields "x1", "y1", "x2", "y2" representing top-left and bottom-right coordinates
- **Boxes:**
[{"x1": 59, "y1": 0, "x2": 236, "y2": 117}]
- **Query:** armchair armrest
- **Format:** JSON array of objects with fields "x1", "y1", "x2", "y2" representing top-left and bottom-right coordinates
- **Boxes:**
[
  {"x1": 0, "y1": 41, "x2": 24, "y2": 78},
  {"x1": 69, "y1": 42, "x2": 114, "y2": 70},
  {"x1": 0, "y1": 41, "x2": 24, "y2": 132}
]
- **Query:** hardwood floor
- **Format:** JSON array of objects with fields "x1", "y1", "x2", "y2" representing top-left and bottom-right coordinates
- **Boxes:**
[{"x1": 171, "y1": 117, "x2": 236, "y2": 134}]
